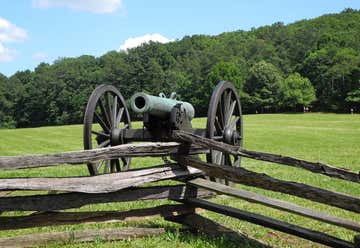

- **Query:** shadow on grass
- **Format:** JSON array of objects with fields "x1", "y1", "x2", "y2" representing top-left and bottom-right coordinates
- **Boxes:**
[
  {"x1": 173, "y1": 228, "x2": 270, "y2": 248},
  {"x1": 136, "y1": 220, "x2": 270, "y2": 248}
]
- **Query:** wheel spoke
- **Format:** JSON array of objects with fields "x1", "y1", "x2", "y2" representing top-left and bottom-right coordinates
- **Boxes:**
[
  {"x1": 112, "y1": 96, "x2": 118, "y2": 128},
  {"x1": 94, "y1": 112, "x2": 110, "y2": 132},
  {"x1": 226, "y1": 91, "x2": 232, "y2": 111},
  {"x1": 222, "y1": 90, "x2": 227, "y2": 103},
  {"x1": 96, "y1": 161, "x2": 103, "y2": 171},
  {"x1": 222, "y1": 91, "x2": 228, "y2": 117},
  {"x1": 217, "y1": 98, "x2": 225, "y2": 128},
  {"x1": 211, "y1": 150, "x2": 217, "y2": 163},
  {"x1": 110, "y1": 159, "x2": 117, "y2": 173},
  {"x1": 225, "y1": 101, "x2": 236, "y2": 127},
  {"x1": 121, "y1": 157, "x2": 129, "y2": 170},
  {"x1": 105, "y1": 93, "x2": 113, "y2": 128},
  {"x1": 233, "y1": 156, "x2": 241, "y2": 167},
  {"x1": 221, "y1": 91, "x2": 226, "y2": 121},
  {"x1": 214, "y1": 150, "x2": 222, "y2": 164},
  {"x1": 96, "y1": 139, "x2": 110, "y2": 148},
  {"x1": 91, "y1": 130, "x2": 110, "y2": 138},
  {"x1": 229, "y1": 116, "x2": 240, "y2": 130},
  {"x1": 224, "y1": 154, "x2": 232, "y2": 166},
  {"x1": 104, "y1": 161, "x2": 110, "y2": 174},
  {"x1": 98, "y1": 99, "x2": 111, "y2": 129},
  {"x1": 116, "y1": 107, "x2": 124, "y2": 126},
  {"x1": 115, "y1": 159, "x2": 121, "y2": 171},
  {"x1": 215, "y1": 117, "x2": 222, "y2": 135},
  {"x1": 219, "y1": 153, "x2": 224, "y2": 165}
]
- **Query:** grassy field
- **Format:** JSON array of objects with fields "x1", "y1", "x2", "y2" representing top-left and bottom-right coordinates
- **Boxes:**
[{"x1": 0, "y1": 113, "x2": 359, "y2": 247}]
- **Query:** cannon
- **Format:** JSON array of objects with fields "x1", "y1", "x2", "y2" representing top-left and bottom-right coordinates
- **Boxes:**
[
  {"x1": 130, "y1": 92, "x2": 195, "y2": 130},
  {"x1": 83, "y1": 81, "x2": 243, "y2": 178}
]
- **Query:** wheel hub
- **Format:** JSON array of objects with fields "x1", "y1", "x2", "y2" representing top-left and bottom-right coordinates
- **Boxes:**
[
  {"x1": 223, "y1": 127, "x2": 240, "y2": 146},
  {"x1": 110, "y1": 128, "x2": 123, "y2": 146}
]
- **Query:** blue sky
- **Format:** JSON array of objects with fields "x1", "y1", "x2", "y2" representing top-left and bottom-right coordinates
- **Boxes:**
[{"x1": 0, "y1": 0, "x2": 359, "y2": 77}]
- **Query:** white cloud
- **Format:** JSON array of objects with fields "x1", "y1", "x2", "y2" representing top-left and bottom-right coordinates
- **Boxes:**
[
  {"x1": 119, "y1": 33, "x2": 174, "y2": 51},
  {"x1": 32, "y1": 52, "x2": 48, "y2": 60},
  {"x1": 33, "y1": 0, "x2": 122, "y2": 14},
  {"x1": 0, "y1": 17, "x2": 27, "y2": 62},
  {"x1": 0, "y1": 42, "x2": 18, "y2": 62},
  {"x1": 0, "y1": 17, "x2": 27, "y2": 43}
]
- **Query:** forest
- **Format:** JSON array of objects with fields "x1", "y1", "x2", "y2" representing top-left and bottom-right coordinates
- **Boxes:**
[{"x1": 0, "y1": 8, "x2": 359, "y2": 128}]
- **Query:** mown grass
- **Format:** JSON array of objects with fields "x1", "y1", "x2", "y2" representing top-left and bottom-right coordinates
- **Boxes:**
[{"x1": 0, "y1": 113, "x2": 359, "y2": 247}]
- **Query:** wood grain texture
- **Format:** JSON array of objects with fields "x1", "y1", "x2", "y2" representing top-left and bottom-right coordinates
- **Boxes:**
[
  {"x1": 0, "y1": 204, "x2": 196, "y2": 230},
  {"x1": 0, "y1": 142, "x2": 206, "y2": 170},
  {"x1": 0, "y1": 227, "x2": 165, "y2": 247},
  {"x1": 0, "y1": 185, "x2": 212, "y2": 212},
  {"x1": 176, "y1": 156, "x2": 360, "y2": 213},
  {"x1": 188, "y1": 178, "x2": 360, "y2": 232},
  {"x1": 172, "y1": 130, "x2": 360, "y2": 183},
  {"x1": 183, "y1": 198, "x2": 355, "y2": 248},
  {"x1": 0, "y1": 164, "x2": 202, "y2": 193}
]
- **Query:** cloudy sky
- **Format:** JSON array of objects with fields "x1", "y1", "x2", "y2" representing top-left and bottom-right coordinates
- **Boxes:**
[{"x1": 1, "y1": 0, "x2": 359, "y2": 76}]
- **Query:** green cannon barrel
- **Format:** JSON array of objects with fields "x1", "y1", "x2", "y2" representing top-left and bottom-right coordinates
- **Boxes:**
[{"x1": 130, "y1": 92, "x2": 195, "y2": 120}]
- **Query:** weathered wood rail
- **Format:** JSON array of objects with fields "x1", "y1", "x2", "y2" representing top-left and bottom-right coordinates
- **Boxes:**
[
  {"x1": 182, "y1": 198, "x2": 355, "y2": 248},
  {"x1": 0, "y1": 185, "x2": 211, "y2": 212},
  {"x1": 188, "y1": 178, "x2": 360, "y2": 232},
  {"x1": 0, "y1": 164, "x2": 201, "y2": 193},
  {"x1": 0, "y1": 142, "x2": 206, "y2": 170},
  {"x1": 172, "y1": 130, "x2": 360, "y2": 183},
  {"x1": 0, "y1": 204, "x2": 196, "y2": 231},
  {"x1": 0, "y1": 227, "x2": 166, "y2": 248},
  {"x1": 176, "y1": 156, "x2": 360, "y2": 213},
  {"x1": 0, "y1": 133, "x2": 359, "y2": 247}
]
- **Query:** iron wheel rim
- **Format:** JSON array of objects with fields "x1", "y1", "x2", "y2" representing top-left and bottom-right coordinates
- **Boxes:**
[
  {"x1": 83, "y1": 84, "x2": 131, "y2": 175},
  {"x1": 206, "y1": 81, "x2": 243, "y2": 185}
]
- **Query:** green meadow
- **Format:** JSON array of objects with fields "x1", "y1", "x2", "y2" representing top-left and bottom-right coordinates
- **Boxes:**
[{"x1": 0, "y1": 113, "x2": 359, "y2": 247}]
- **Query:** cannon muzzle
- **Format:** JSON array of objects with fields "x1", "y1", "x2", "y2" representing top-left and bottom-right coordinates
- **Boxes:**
[{"x1": 130, "y1": 92, "x2": 195, "y2": 120}]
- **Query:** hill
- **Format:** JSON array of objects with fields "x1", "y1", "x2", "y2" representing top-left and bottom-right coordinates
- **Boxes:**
[{"x1": 0, "y1": 8, "x2": 359, "y2": 128}]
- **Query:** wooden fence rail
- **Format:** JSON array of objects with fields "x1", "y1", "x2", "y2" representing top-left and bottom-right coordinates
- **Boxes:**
[
  {"x1": 0, "y1": 142, "x2": 206, "y2": 170},
  {"x1": 0, "y1": 204, "x2": 196, "y2": 231},
  {"x1": 176, "y1": 156, "x2": 360, "y2": 213},
  {"x1": 0, "y1": 227, "x2": 166, "y2": 248},
  {"x1": 0, "y1": 185, "x2": 212, "y2": 212},
  {"x1": 0, "y1": 164, "x2": 201, "y2": 193},
  {"x1": 183, "y1": 198, "x2": 355, "y2": 248},
  {"x1": 172, "y1": 130, "x2": 360, "y2": 183},
  {"x1": 188, "y1": 178, "x2": 360, "y2": 232}
]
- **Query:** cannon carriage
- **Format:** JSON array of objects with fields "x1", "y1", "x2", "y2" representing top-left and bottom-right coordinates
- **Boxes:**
[{"x1": 83, "y1": 81, "x2": 243, "y2": 176}]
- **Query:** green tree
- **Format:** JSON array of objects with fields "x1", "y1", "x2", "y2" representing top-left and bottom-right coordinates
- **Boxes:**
[
  {"x1": 278, "y1": 73, "x2": 316, "y2": 111},
  {"x1": 207, "y1": 61, "x2": 245, "y2": 92},
  {"x1": 346, "y1": 88, "x2": 360, "y2": 111},
  {"x1": 245, "y1": 60, "x2": 283, "y2": 113},
  {"x1": 302, "y1": 47, "x2": 360, "y2": 111},
  {"x1": 0, "y1": 73, "x2": 15, "y2": 128}
]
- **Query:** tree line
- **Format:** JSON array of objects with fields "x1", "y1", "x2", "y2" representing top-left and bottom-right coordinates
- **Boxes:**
[{"x1": 0, "y1": 9, "x2": 359, "y2": 128}]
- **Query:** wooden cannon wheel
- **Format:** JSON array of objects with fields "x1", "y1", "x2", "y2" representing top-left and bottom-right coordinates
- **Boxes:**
[
  {"x1": 83, "y1": 84, "x2": 132, "y2": 175},
  {"x1": 206, "y1": 81, "x2": 243, "y2": 185}
]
